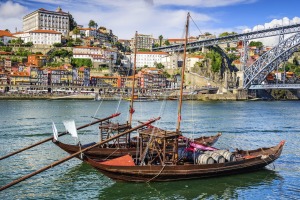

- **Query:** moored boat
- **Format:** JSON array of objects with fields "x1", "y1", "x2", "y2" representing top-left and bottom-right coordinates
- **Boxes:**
[{"x1": 84, "y1": 140, "x2": 285, "y2": 182}]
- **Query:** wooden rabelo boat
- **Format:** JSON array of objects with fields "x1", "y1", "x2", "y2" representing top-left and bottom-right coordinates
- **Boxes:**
[
  {"x1": 81, "y1": 13, "x2": 285, "y2": 182},
  {"x1": 84, "y1": 139, "x2": 285, "y2": 182}
]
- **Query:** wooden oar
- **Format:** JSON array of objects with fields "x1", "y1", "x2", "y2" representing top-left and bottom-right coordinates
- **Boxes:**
[
  {"x1": 0, "y1": 117, "x2": 160, "y2": 191},
  {"x1": 0, "y1": 113, "x2": 121, "y2": 161}
]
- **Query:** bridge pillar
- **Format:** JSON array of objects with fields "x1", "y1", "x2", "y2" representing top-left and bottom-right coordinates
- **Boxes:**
[
  {"x1": 241, "y1": 39, "x2": 249, "y2": 89},
  {"x1": 241, "y1": 39, "x2": 249, "y2": 71}
]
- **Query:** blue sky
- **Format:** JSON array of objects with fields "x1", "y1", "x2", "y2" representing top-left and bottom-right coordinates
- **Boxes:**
[{"x1": 1, "y1": 0, "x2": 300, "y2": 40}]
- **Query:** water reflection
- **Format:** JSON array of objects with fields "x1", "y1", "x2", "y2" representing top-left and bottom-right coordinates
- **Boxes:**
[{"x1": 99, "y1": 170, "x2": 282, "y2": 199}]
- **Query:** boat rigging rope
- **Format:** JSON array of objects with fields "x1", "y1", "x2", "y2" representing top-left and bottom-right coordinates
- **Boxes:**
[
  {"x1": 81, "y1": 98, "x2": 104, "y2": 137},
  {"x1": 104, "y1": 147, "x2": 120, "y2": 160},
  {"x1": 146, "y1": 164, "x2": 166, "y2": 183}
]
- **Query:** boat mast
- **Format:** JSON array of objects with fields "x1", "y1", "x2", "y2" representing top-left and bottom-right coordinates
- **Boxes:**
[
  {"x1": 129, "y1": 31, "x2": 138, "y2": 125},
  {"x1": 176, "y1": 12, "x2": 189, "y2": 133}
]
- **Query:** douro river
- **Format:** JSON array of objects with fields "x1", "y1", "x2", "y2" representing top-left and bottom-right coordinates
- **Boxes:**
[{"x1": 0, "y1": 100, "x2": 299, "y2": 199}]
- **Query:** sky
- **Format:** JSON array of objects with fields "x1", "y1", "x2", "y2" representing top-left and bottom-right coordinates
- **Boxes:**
[{"x1": 1, "y1": 0, "x2": 300, "y2": 41}]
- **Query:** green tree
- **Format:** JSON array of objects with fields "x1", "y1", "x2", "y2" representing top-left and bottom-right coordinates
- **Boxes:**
[
  {"x1": 67, "y1": 41, "x2": 74, "y2": 47},
  {"x1": 219, "y1": 32, "x2": 237, "y2": 37},
  {"x1": 71, "y1": 58, "x2": 92, "y2": 68},
  {"x1": 228, "y1": 53, "x2": 239, "y2": 62},
  {"x1": 163, "y1": 71, "x2": 171, "y2": 78},
  {"x1": 206, "y1": 50, "x2": 222, "y2": 73},
  {"x1": 53, "y1": 43, "x2": 63, "y2": 47},
  {"x1": 164, "y1": 40, "x2": 170, "y2": 46},
  {"x1": 159, "y1": 35, "x2": 163, "y2": 47},
  {"x1": 155, "y1": 62, "x2": 165, "y2": 69},
  {"x1": 88, "y1": 20, "x2": 96, "y2": 28},
  {"x1": 75, "y1": 38, "x2": 82, "y2": 45},
  {"x1": 69, "y1": 13, "x2": 77, "y2": 31},
  {"x1": 73, "y1": 27, "x2": 80, "y2": 39},
  {"x1": 249, "y1": 41, "x2": 263, "y2": 48},
  {"x1": 25, "y1": 42, "x2": 33, "y2": 47}
]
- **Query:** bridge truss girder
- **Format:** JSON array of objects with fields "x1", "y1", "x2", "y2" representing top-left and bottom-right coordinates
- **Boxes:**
[
  {"x1": 153, "y1": 24, "x2": 300, "y2": 52},
  {"x1": 243, "y1": 33, "x2": 300, "y2": 89}
]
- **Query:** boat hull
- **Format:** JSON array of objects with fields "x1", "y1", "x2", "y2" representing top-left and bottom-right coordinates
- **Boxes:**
[
  {"x1": 84, "y1": 141, "x2": 284, "y2": 182},
  {"x1": 53, "y1": 133, "x2": 221, "y2": 160},
  {"x1": 53, "y1": 140, "x2": 137, "y2": 160}
]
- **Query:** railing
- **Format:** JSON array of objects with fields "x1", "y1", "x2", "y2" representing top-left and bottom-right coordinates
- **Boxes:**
[{"x1": 249, "y1": 84, "x2": 300, "y2": 89}]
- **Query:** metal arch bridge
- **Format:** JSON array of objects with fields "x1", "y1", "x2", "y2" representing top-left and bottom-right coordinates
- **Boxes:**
[
  {"x1": 153, "y1": 23, "x2": 300, "y2": 52},
  {"x1": 153, "y1": 23, "x2": 300, "y2": 90},
  {"x1": 244, "y1": 32, "x2": 300, "y2": 89}
]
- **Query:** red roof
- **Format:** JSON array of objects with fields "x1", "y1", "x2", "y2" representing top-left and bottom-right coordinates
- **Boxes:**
[
  {"x1": 11, "y1": 72, "x2": 30, "y2": 77},
  {"x1": 0, "y1": 30, "x2": 13, "y2": 37},
  {"x1": 188, "y1": 55, "x2": 204, "y2": 59}
]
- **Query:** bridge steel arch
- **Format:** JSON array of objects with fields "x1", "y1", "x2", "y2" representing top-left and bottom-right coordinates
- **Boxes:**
[{"x1": 243, "y1": 32, "x2": 300, "y2": 89}]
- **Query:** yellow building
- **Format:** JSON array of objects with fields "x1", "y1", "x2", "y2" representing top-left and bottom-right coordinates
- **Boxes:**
[{"x1": 10, "y1": 72, "x2": 30, "y2": 85}]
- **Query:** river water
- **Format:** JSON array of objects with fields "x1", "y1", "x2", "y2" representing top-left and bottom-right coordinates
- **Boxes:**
[{"x1": 0, "y1": 100, "x2": 299, "y2": 199}]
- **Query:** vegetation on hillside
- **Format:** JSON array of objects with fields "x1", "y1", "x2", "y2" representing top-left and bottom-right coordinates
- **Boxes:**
[
  {"x1": 71, "y1": 58, "x2": 93, "y2": 68},
  {"x1": 206, "y1": 50, "x2": 222, "y2": 73}
]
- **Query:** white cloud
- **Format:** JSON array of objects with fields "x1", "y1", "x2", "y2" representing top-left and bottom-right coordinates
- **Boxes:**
[
  {"x1": 241, "y1": 17, "x2": 300, "y2": 46},
  {"x1": 0, "y1": 1, "x2": 28, "y2": 18},
  {"x1": 0, "y1": 1, "x2": 28, "y2": 32},
  {"x1": 68, "y1": 2, "x2": 216, "y2": 39}
]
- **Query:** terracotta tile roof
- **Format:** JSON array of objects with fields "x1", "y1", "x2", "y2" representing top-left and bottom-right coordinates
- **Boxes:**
[
  {"x1": 12, "y1": 31, "x2": 25, "y2": 35},
  {"x1": 188, "y1": 55, "x2": 204, "y2": 59},
  {"x1": 11, "y1": 72, "x2": 30, "y2": 77},
  {"x1": 0, "y1": 30, "x2": 13, "y2": 37},
  {"x1": 233, "y1": 60, "x2": 241, "y2": 64},
  {"x1": 168, "y1": 38, "x2": 185, "y2": 42},
  {"x1": 29, "y1": 29, "x2": 62, "y2": 34},
  {"x1": 79, "y1": 28, "x2": 94, "y2": 31},
  {"x1": 0, "y1": 51, "x2": 13, "y2": 55}
]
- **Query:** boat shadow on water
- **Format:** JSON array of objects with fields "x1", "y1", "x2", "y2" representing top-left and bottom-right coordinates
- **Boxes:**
[{"x1": 98, "y1": 169, "x2": 283, "y2": 199}]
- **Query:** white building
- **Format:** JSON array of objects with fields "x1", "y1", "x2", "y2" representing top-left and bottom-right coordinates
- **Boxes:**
[
  {"x1": 73, "y1": 46, "x2": 117, "y2": 64},
  {"x1": 13, "y1": 30, "x2": 61, "y2": 45},
  {"x1": 131, "y1": 51, "x2": 169, "y2": 68},
  {"x1": 186, "y1": 55, "x2": 205, "y2": 71},
  {"x1": 23, "y1": 7, "x2": 69, "y2": 37},
  {"x1": 12, "y1": 32, "x2": 30, "y2": 43}
]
